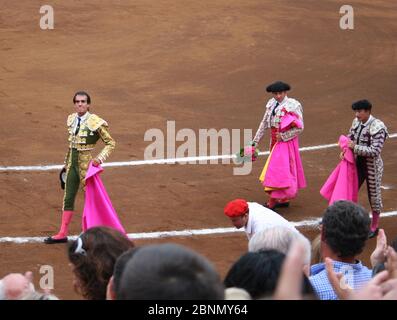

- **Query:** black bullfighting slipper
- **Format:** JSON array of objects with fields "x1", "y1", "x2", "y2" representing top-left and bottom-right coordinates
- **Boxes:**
[
  {"x1": 44, "y1": 236, "x2": 68, "y2": 244},
  {"x1": 274, "y1": 201, "x2": 290, "y2": 208}
]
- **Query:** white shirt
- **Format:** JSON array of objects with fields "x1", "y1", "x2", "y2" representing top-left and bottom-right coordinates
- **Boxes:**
[
  {"x1": 72, "y1": 111, "x2": 90, "y2": 134},
  {"x1": 244, "y1": 202, "x2": 297, "y2": 240}
]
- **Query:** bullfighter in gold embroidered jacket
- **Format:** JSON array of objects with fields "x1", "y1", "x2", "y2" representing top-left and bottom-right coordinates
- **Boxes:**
[{"x1": 45, "y1": 91, "x2": 115, "y2": 244}]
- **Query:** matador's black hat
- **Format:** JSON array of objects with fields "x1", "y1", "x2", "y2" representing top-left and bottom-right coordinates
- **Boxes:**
[
  {"x1": 266, "y1": 81, "x2": 291, "y2": 93},
  {"x1": 59, "y1": 167, "x2": 66, "y2": 190},
  {"x1": 351, "y1": 99, "x2": 372, "y2": 111}
]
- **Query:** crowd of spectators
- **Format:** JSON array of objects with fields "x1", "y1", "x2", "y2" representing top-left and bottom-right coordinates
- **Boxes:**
[{"x1": 2, "y1": 200, "x2": 397, "y2": 300}]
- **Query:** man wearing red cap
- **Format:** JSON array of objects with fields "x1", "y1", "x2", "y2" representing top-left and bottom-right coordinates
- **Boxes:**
[{"x1": 224, "y1": 199, "x2": 297, "y2": 240}]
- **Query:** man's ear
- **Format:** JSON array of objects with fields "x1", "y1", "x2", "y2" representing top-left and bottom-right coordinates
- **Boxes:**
[{"x1": 106, "y1": 276, "x2": 116, "y2": 300}]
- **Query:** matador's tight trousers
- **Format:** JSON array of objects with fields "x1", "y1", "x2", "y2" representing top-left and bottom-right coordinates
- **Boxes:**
[{"x1": 63, "y1": 149, "x2": 81, "y2": 211}]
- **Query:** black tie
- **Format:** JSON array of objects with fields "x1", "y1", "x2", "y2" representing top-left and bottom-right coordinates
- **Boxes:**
[
  {"x1": 356, "y1": 124, "x2": 365, "y2": 144},
  {"x1": 272, "y1": 102, "x2": 279, "y2": 117},
  {"x1": 75, "y1": 117, "x2": 81, "y2": 135}
]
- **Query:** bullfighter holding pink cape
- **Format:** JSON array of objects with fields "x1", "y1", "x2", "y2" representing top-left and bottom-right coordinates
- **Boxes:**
[
  {"x1": 44, "y1": 91, "x2": 120, "y2": 244},
  {"x1": 259, "y1": 112, "x2": 306, "y2": 204},
  {"x1": 253, "y1": 81, "x2": 306, "y2": 209},
  {"x1": 320, "y1": 135, "x2": 358, "y2": 205}
]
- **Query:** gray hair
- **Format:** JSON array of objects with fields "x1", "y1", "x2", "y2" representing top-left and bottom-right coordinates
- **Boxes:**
[
  {"x1": 248, "y1": 226, "x2": 311, "y2": 265},
  {"x1": 21, "y1": 291, "x2": 59, "y2": 300}
]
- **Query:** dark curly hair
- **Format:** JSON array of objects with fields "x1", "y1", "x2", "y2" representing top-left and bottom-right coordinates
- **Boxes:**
[
  {"x1": 68, "y1": 226, "x2": 134, "y2": 300},
  {"x1": 322, "y1": 201, "x2": 370, "y2": 258},
  {"x1": 224, "y1": 249, "x2": 315, "y2": 299}
]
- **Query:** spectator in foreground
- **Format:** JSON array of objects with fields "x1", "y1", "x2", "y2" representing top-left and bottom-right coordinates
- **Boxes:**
[
  {"x1": 224, "y1": 249, "x2": 316, "y2": 299},
  {"x1": 309, "y1": 201, "x2": 372, "y2": 300},
  {"x1": 0, "y1": 272, "x2": 35, "y2": 300},
  {"x1": 248, "y1": 226, "x2": 312, "y2": 276},
  {"x1": 106, "y1": 247, "x2": 141, "y2": 300},
  {"x1": 68, "y1": 226, "x2": 134, "y2": 300},
  {"x1": 118, "y1": 243, "x2": 224, "y2": 300}
]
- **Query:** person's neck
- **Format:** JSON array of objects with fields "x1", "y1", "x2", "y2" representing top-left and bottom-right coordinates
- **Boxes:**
[
  {"x1": 361, "y1": 114, "x2": 372, "y2": 125},
  {"x1": 77, "y1": 111, "x2": 88, "y2": 117},
  {"x1": 276, "y1": 96, "x2": 287, "y2": 104},
  {"x1": 321, "y1": 242, "x2": 356, "y2": 264},
  {"x1": 333, "y1": 255, "x2": 356, "y2": 264}
]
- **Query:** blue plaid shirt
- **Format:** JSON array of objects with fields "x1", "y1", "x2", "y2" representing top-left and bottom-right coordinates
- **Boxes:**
[{"x1": 309, "y1": 260, "x2": 372, "y2": 300}]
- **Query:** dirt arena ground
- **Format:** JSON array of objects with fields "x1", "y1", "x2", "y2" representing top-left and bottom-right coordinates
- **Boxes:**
[{"x1": 0, "y1": 0, "x2": 396, "y2": 299}]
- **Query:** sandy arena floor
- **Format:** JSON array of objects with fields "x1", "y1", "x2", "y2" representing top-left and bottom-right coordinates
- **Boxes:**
[{"x1": 0, "y1": 0, "x2": 396, "y2": 299}]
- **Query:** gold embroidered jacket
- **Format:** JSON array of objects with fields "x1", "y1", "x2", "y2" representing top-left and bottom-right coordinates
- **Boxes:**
[{"x1": 64, "y1": 112, "x2": 116, "y2": 182}]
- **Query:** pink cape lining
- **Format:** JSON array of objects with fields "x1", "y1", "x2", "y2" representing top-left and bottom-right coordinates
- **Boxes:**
[
  {"x1": 82, "y1": 162, "x2": 126, "y2": 235},
  {"x1": 261, "y1": 113, "x2": 306, "y2": 199},
  {"x1": 320, "y1": 135, "x2": 358, "y2": 205}
]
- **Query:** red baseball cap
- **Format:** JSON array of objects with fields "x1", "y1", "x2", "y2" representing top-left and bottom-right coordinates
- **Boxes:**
[{"x1": 224, "y1": 199, "x2": 249, "y2": 217}]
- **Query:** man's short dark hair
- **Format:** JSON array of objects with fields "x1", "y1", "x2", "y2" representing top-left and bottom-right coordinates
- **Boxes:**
[
  {"x1": 112, "y1": 247, "x2": 141, "y2": 298},
  {"x1": 73, "y1": 91, "x2": 91, "y2": 104},
  {"x1": 322, "y1": 201, "x2": 370, "y2": 258},
  {"x1": 224, "y1": 249, "x2": 315, "y2": 299},
  {"x1": 118, "y1": 243, "x2": 224, "y2": 300},
  {"x1": 351, "y1": 99, "x2": 372, "y2": 111}
]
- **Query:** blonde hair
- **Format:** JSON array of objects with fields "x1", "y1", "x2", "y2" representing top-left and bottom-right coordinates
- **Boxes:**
[{"x1": 311, "y1": 234, "x2": 322, "y2": 265}]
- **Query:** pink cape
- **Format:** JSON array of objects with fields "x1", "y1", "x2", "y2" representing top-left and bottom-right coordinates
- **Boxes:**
[
  {"x1": 320, "y1": 135, "x2": 358, "y2": 205},
  {"x1": 82, "y1": 162, "x2": 126, "y2": 234},
  {"x1": 261, "y1": 113, "x2": 306, "y2": 199}
]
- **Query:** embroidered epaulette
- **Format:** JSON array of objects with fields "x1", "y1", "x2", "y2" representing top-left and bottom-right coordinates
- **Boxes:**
[
  {"x1": 265, "y1": 98, "x2": 274, "y2": 110},
  {"x1": 87, "y1": 114, "x2": 108, "y2": 131},
  {"x1": 284, "y1": 98, "x2": 302, "y2": 112},
  {"x1": 67, "y1": 113, "x2": 77, "y2": 127},
  {"x1": 351, "y1": 118, "x2": 360, "y2": 129},
  {"x1": 283, "y1": 99, "x2": 303, "y2": 122},
  {"x1": 370, "y1": 119, "x2": 388, "y2": 136}
]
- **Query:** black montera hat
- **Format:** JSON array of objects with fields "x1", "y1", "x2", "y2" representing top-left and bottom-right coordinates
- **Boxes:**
[
  {"x1": 266, "y1": 81, "x2": 291, "y2": 93},
  {"x1": 59, "y1": 167, "x2": 66, "y2": 190},
  {"x1": 351, "y1": 99, "x2": 372, "y2": 111}
]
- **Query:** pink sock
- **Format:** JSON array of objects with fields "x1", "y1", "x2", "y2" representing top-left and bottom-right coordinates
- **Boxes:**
[{"x1": 53, "y1": 211, "x2": 73, "y2": 239}]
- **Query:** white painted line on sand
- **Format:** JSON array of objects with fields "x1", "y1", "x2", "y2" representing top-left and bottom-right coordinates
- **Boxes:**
[
  {"x1": 0, "y1": 133, "x2": 395, "y2": 172},
  {"x1": 1, "y1": 210, "x2": 396, "y2": 244}
]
